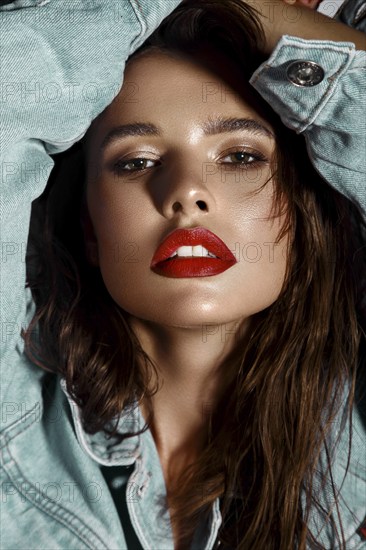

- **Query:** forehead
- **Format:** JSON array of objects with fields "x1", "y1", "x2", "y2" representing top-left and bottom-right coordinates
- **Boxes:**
[
  {"x1": 120, "y1": 50, "x2": 243, "y2": 108},
  {"x1": 86, "y1": 51, "x2": 274, "y2": 148}
]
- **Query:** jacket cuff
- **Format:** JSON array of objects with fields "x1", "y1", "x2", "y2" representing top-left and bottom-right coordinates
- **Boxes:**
[{"x1": 250, "y1": 35, "x2": 357, "y2": 133}]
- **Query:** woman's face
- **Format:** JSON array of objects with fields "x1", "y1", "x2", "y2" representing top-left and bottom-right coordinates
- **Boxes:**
[{"x1": 85, "y1": 51, "x2": 289, "y2": 328}]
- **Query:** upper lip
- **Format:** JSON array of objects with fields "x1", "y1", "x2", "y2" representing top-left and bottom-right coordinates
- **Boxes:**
[{"x1": 151, "y1": 227, "x2": 237, "y2": 266}]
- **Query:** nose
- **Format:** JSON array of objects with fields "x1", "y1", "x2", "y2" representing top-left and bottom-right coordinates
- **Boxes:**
[{"x1": 154, "y1": 165, "x2": 216, "y2": 220}]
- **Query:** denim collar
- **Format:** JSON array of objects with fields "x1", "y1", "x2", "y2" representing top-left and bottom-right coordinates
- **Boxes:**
[
  {"x1": 60, "y1": 378, "x2": 223, "y2": 549},
  {"x1": 60, "y1": 378, "x2": 142, "y2": 466}
]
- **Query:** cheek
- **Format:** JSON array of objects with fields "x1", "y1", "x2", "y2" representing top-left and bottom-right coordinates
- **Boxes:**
[
  {"x1": 230, "y1": 190, "x2": 289, "y2": 309},
  {"x1": 86, "y1": 178, "x2": 290, "y2": 325},
  {"x1": 233, "y1": 229, "x2": 288, "y2": 315},
  {"x1": 87, "y1": 180, "x2": 149, "y2": 254},
  {"x1": 87, "y1": 185, "x2": 158, "y2": 313},
  {"x1": 91, "y1": 214, "x2": 143, "y2": 277}
]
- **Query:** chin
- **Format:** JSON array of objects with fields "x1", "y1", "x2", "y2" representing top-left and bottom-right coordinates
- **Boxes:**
[
  {"x1": 127, "y1": 300, "x2": 260, "y2": 332},
  {"x1": 109, "y1": 283, "x2": 281, "y2": 331}
]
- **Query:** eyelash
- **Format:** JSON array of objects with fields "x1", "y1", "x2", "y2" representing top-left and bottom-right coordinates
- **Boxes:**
[
  {"x1": 219, "y1": 149, "x2": 267, "y2": 166},
  {"x1": 113, "y1": 158, "x2": 160, "y2": 172},
  {"x1": 112, "y1": 149, "x2": 267, "y2": 173}
]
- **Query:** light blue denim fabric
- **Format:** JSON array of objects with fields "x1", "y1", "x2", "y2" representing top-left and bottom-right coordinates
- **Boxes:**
[
  {"x1": 1, "y1": 1, "x2": 365, "y2": 548},
  {"x1": 250, "y1": 36, "x2": 366, "y2": 216},
  {"x1": 250, "y1": 36, "x2": 366, "y2": 549}
]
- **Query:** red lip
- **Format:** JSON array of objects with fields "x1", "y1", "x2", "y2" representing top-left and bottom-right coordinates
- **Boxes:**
[{"x1": 151, "y1": 227, "x2": 237, "y2": 278}]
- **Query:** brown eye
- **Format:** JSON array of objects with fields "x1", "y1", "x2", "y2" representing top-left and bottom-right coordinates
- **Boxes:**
[
  {"x1": 221, "y1": 151, "x2": 265, "y2": 165},
  {"x1": 114, "y1": 158, "x2": 158, "y2": 171}
]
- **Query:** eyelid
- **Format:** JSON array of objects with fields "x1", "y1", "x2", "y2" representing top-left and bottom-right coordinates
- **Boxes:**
[
  {"x1": 111, "y1": 149, "x2": 161, "y2": 161},
  {"x1": 109, "y1": 149, "x2": 162, "y2": 171}
]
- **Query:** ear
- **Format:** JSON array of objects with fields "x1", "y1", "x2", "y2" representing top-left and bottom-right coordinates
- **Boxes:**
[{"x1": 80, "y1": 201, "x2": 99, "y2": 267}]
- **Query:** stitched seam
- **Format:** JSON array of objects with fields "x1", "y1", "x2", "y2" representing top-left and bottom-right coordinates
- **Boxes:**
[
  {"x1": 68, "y1": 392, "x2": 138, "y2": 465},
  {"x1": 312, "y1": 150, "x2": 365, "y2": 174},
  {"x1": 204, "y1": 499, "x2": 222, "y2": 550},
  {"x1": 276, "y1": 44, "x2": 355, "y2": 132},
  {"x1": 280, "y1": 36, "x2": 355, "y2": 53},
  {"x1": 299, "y1": 51, "x2": 355, "y2": 132},
  {"x1": 0, "y1": 401, "x2": 42, "y2": 446},
  {"x1": 127, "y1": 457, "x2": 152, "y2": 549},
  {"x1": 128, "y1": 0, "x2": 147, "y2": 52},
  {"x1": 251, "y1": 41, "x2": 355, "y2": 83},
  {"x1": 2, "y1": 443, "x2": 108, "y2": 549},
  {"x1": 250, "y1": 41, "x2": 355, "y2": 133}
]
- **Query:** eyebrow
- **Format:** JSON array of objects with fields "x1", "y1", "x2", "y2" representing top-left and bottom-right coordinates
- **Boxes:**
[
  {"x1": 202, "y1": 117, "x2": 274, "y2": 139},
  {"x1": 101, "y1": 123, "x2": 160, "y2": 151},
  {"x1": 101, "y1": 117, "x2": 273, "y2": 151}
]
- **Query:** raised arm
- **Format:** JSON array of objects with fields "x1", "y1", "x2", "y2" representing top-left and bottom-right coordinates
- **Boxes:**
[
  {"x1": 247, "y1": 3, "x2": 366, "y2": 545},
  {"x1": 0, "y1": 0, "x2": 181, "y2": 426},
  {"x1": 246, "y1": 0, "x2": 366, "y2": 212},
  {"x1": 252, "y1": 0, "x2": 365, "y2": 52}
]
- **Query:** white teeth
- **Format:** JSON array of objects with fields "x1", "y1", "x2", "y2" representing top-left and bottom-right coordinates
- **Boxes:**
[
  {"x1": 193, "y1": 245, "x2": 206, "y2": 257},
  {"x1": 169, "y1": 245, "x2": 217, "y2": 258},
  {"x1": 177, "y1": 246, "x2": 193, "y2": 257}
]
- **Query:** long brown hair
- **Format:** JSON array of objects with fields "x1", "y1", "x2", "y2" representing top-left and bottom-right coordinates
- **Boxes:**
[{"x1": 25, "y1": 1, "x2": 366, "y2": 548}]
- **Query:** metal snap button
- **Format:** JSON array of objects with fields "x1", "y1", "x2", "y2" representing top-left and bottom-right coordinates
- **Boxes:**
[{"x1": 286, "y1": 60, "x2": 325, "y2": 87}]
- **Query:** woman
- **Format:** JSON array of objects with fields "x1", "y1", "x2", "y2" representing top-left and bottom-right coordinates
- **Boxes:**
[{"x1": 1, "y1": 0, "x2": 365, "y2": 549}]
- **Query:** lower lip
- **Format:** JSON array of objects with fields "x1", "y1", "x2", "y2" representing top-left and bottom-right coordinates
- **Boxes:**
[{"x1": 151, "y1": 257, "x2": 236, "y2": 278}]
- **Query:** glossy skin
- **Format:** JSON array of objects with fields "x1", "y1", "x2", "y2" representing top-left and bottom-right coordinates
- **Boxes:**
[
  {"x1": 85, "y1": 51, "x2": 289, "y2": 330},
  {"x1": 82, "y1": 10, "x2": 365, "y2": 548}
]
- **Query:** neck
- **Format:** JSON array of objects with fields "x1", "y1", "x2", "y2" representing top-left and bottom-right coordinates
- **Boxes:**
[{"x1": 130, "y1": 318, "x2": 249, "y2": 480}]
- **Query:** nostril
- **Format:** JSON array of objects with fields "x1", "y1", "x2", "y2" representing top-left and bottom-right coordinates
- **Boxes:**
[
  {"x1": 170, "y1": 200, "x2": 208, "y2": 213},
  {"x1": 196, "y1": 200, "x2": 207, "y2": 211}
]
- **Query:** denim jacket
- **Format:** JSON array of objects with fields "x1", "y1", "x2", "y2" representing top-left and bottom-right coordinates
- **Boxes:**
[{"x1": 1, "y1": 1, "x2": 365, "y2": 548}]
